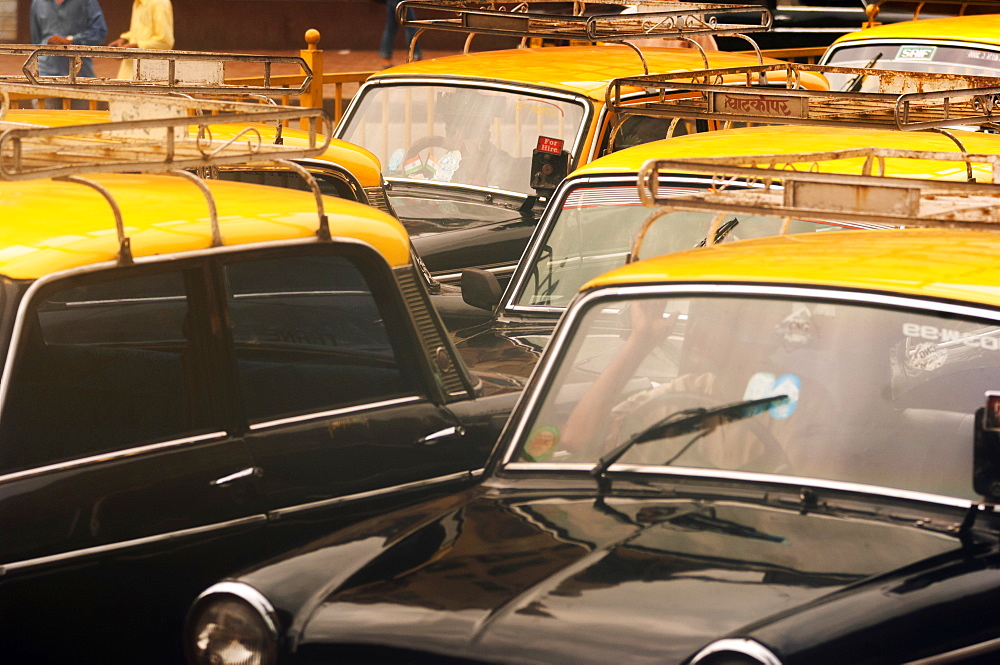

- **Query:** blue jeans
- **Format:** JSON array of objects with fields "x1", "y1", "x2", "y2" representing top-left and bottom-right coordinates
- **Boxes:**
[{"x1": 380, "y1": 0, "x2": 423, "y2": 61}]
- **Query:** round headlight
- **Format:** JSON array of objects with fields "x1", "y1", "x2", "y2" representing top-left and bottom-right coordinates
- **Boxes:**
[{"x1": 186, "y1": 582, "x2": 278, "y2": 665}]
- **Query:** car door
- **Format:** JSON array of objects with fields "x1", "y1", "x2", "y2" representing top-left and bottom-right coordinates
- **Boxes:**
[
  {"x1": 218, "y1": 245, "x2": 484, "y2": 546},
  {"x1": 0, "y1": 263, "x2": 266, "y2": 663}
]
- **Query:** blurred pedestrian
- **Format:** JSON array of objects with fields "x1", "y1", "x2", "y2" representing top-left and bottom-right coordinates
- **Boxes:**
[
  {"x1": 108, "y1": 0, "x2": 174, "y2": 79},
  {"x1": 380, "y1": 0, "x2": 422, "y2": 68},
  {"x1": 30, "y1": 0, "x2": 107, "y2": 77}
]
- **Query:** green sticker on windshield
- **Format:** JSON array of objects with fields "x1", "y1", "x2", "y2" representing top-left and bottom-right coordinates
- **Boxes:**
[
  {"x1": 523, "y1": 425, "x2": 560, "y2": 462},
  {"x1": 895, "y1": 45, "x2": 936, "y2": 61}
]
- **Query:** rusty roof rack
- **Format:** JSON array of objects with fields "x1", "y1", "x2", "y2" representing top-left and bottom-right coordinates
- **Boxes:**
[
  {"x1": 0, "y1": 44, "x2": 312, "y2": 96},
  {"x1": 607, "y1": 62, "x2": 1000, "y2": 132},
  {"x1": 0, "y1": 83, "x2": 338, "y2": 261},
  {"x1": 626, "y1": 149, "x2": 1000, "y2": 262},
  {"x1": 397, "y1": 0, "x2": 772, "y2": 45},
  {"x1": 864, "y1": 0, "x2": 1000, "y2": 26},
  {"x1": 0, "y1": 82, "x2": 331, "y2": 180}
]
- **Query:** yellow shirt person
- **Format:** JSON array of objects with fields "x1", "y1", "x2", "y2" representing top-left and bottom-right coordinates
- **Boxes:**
[{"x1": 108, "y1": 0, "x2": 174, "y2": 79}]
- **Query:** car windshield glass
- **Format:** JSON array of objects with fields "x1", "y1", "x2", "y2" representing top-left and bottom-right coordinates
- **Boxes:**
[
  {"x1": 339, "y1": 84, "x2": 587, "y2": 195},
  {"x1": 513, "y1": 183, "x2": 850, "y2": 309},
  {"x1": 516, "y1": 293, "x2": 997, "y2": 500},
  {"x1": 823, "y1": 43, "x2": 1000, "y2": 90}
]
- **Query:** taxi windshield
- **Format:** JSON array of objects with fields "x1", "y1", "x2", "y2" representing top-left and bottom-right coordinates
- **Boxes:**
[
  {"x1": 513, "y1": 183, "x2": 851, "y2": 309},
  {"x1": 515, "y1": 293, "x2": 996, "y2": 501},
  {"x1": 823, "y1": 42, "x2": 1000, "y2": 90},
  {"x1": 338, "y1": 84, "x2": 587, "y2": 196}
]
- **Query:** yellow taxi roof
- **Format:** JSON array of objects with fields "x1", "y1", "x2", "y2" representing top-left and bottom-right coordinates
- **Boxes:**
[
  {"x1": 585, "y1": 228, "x2": 1000, "y2": 307},
  {"x1": 3, "y1": 109, "x2": 384, "y2": 188},
  {"x1": 0, "y1": 174, "x2": 410, "y2": 280},
  {"x1": 375, "y1": 45, "x2": 829, "y2": 99},
  {"x1": 571, "y1": 125, "x2": 1000, "y2": 181},
  {"x1": 831, "y1": 14, "x2": 1000, "y2": 48}
]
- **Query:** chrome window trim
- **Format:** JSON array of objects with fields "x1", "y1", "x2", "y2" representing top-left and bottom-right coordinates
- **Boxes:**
[
  {"x1": 193, "y1": 581, "x2": 279, "y2": 639},
  {"x1": 269, "y1": 468, "x2": 481, "y2": 518},
  {"x1": 1, "y1": 514, "x2": 267, "y2": 575},
  {"x1": 0, "y1": 431, "x2": 228, "y2": 484},
  {"x1": 690, "y1": 638, "x2": 783, "y2": 665},
  {"x1": 248, "y1": 395, "x2": 422, "y2": 432},
  {"x1": 500, "y1": 282, "x2": 1000, "y2": 484},
  {"x1": 504, "y1": 462, "x2": 975, "y2": 509},
  {"x1": 820, "y1": 37, "x2": 1000, "y2": 66}
]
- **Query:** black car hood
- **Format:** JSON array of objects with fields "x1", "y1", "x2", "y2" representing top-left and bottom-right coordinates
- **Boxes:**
[
  {"x1": 452, "y1": 321, "x2": 556, "y2": 390},
  {"x1": 294, "y1": 492, "x2": 961, "y2": 664}
]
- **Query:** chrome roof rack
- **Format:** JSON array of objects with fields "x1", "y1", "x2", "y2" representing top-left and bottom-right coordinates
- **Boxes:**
[
  {"x1": 608, "y1": 62, "x2": 1000, "y2": 131},
  {"x1": 0, "y1": 83, "x2": 336, "y2": 261},
  {"x1": 0, "y1": 45, "x2": 312, "y2": 96},
  {"x1": 631, "y1": 150, "x2": 1000, "y2": 252},
  {"x1": 398, "y1": 0, "x2": 772, "y2": 43}
]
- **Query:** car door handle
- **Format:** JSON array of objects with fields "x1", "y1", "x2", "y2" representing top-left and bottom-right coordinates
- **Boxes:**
[
  {"x1": 211, "y1": 467, "x2": 262, "y2": 487},
  {"x1": 417, "y1": 426, "x2": 465, "y2": 445}
]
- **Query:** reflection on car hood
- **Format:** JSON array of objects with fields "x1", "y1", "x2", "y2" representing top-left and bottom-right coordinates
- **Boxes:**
[
  {"x1": 453, "y1": 323, "x2": 554, "y2": 389},
  {"x1": 297, "y1": 493, "x2": 960, "y2": 664},
  {"x1": 391, "y1": 193, "x2": 527, "y2": 239}
]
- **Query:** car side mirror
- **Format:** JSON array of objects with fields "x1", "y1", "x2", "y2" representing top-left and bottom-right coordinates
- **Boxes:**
[
  {"x1": 461, "y1": 268, "x2": 502, "y2": 312},
  {"x1": 973, "y1": 392, "x2": 1000, "y2": 501}
]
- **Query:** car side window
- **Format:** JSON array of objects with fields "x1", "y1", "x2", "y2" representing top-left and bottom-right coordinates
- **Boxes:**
[
  {"x1": 0, "y1": 270, "x2": 204, "y2": 473},
  {"x1": 224, "y1": 253, "x2": 419, "y2": 423}
]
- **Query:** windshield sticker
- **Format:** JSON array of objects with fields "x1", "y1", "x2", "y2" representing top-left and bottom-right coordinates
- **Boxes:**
[
  {"x1": 775, "y1": 304, "x2": 815, "y2": 349},
  {"x1": 523, "y1": 425, "x2": 560, "y2": 462},
  {"x1": 903, "y1": 338, "x2": 949, "y2": 372},
  {"x1": 743, "y1": 372, "x2": 800, "y2": 420},
  {"x1": 387, "y1": 148, "x2": 404, "y2": 174},
  {"x1": 895, "y1": 45, "x2": 936, "y2": 62},
  {"x1": 902, "y1": 322, "x2": 1000, "y2": 352},
  {"x1": 434, "y1": 150, "x2": 462, "y2": 182}
]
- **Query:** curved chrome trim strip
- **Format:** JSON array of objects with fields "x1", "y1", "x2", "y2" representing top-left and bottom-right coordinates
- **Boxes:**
[
  {"x1": 690, "y1": 639, "x2": 783, "y2": 665},
  {"x1": 500, "y1": 282, "x2": 1000, "y2": 469},
  {"x1": 248, "y1": 395, "x2": 422, "y2": 431},
  {"x1": 269, "y1": 469, "x2": 478, "y2": 518},
  {"x1": 193, "y1": 581, "x2": 279, "y2": 638},
  {"x1": 904, "y1": 635, "x2": 1000, "y2": 665},
  {"x1": 1, "y1": 514, "x2": 267, "y2": 575},
  {"x1": 505, "y1": 462, "x2": 975, "y2": 509},
  {"x1": 0, "y1": 431, "x2": 228, "y2": 484}
]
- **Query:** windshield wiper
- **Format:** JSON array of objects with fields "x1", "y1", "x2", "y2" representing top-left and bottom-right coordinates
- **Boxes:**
[
  {"x1": 843, "y1": 53, "x2": 883, "y2": 92},
  {"x1": 696, "y1": 217, "x2": 739, "y2": 248},
  {"x1": 590, "y1": 394, "x2": 789, "y2": 493}
]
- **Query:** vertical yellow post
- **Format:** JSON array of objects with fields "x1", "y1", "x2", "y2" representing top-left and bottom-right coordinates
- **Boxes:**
[{"x1": 300, "y1": 29, "x2": 324, "y2": 130}]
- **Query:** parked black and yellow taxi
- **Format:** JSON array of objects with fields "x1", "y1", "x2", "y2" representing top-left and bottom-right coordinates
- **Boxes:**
[
  {"x1": 820, "y1": 1, "x2": 1000, "y2": 90},
  {"x1": 186, "y1": 151, "x2": 1000, "y2": 665},
  {"x1": 450, "y1": 63, "x2": 1000, "y2": 387},
  {"x1": 0, "y1": 87, "x2": 516, "y2": 665},
  {"x1": 335, "y1": 0, "x2": 827, "y2": 284}
]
